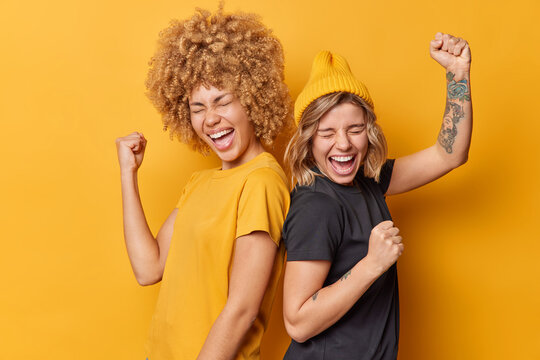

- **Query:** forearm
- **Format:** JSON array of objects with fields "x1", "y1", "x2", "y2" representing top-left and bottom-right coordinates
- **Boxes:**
[
  {"x1": 286, "y1": 258, "x2": 381, "y2": 343},
  {"x1": 120, "y1": 171, "x2": 161, "y2": 285},
  {"x1": 436, "y1": 68, "x2": 472, "y2": 166},
  {"x1": 197, "y1": 303, "x2": 256, "y2": 360}
]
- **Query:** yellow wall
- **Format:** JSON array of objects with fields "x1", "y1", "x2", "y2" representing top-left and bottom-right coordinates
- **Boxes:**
[{"x1": 1, "y1": 0, "x2": 539, "y2": 359}]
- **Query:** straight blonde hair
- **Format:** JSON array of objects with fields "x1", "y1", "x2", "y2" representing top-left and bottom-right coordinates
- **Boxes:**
[{"x1": 285, "y1": 92, "x2": 387, "y2": 186}]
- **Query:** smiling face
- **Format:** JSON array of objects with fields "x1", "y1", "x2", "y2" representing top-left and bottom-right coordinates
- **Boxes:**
[
  {"x1": 189, "y1": 85, "x2": 264, "y2": 170},
  {"x1": 311, "y1": 102, "x2": 369, "y2": 185}
]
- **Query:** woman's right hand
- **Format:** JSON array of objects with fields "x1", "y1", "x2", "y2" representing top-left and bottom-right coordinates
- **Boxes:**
[
  {"x1": 365, "y1": 221, "x2": 404, "y2": 276},
  {"x1": 115, "y1": 132, "x2": 147, "y2": 173}
]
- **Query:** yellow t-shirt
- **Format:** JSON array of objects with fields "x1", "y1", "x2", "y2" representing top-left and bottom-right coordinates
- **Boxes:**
[{"x1": 145, "y1": 152, "x2": 290, "y2": 360}]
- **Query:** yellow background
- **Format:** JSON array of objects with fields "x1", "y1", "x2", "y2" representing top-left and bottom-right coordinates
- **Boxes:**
[{"x1": 1, "y1": 0, "x2": 539, "y2": 359}]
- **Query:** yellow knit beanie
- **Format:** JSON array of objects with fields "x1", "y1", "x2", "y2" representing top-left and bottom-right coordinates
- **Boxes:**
[{"x1": 294, "y1": 50, "x2": 373, "y2": 126}]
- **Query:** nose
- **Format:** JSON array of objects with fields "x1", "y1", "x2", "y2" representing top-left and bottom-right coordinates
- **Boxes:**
[
  {"x1": 335, "y1": 130, "x2": 351, "y2": 151},
  {"x1": 204, "y1": 108, "x2": 221, "y2": 127}
]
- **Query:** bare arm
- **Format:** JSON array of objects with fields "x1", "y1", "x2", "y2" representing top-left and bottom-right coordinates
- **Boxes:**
[
  {"x1": 386, "y1": 32, "x2": 472, "y2": 196},
  {"x1": 283, "y1": 221, "x2": 403, "y2": 343},
  {"x1": 197, "y1": 231, "x2": 278, "y2": 360},
  {"x1": 116, "y1": 132, "x2": 175, "y2": 285}
]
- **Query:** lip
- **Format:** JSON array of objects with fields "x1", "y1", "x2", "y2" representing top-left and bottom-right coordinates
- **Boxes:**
[
  {"x1": 328, "y1": 154, "x2": 358, "y2": 176},
  {"x1": 208, "y1": 128, "x2": 235, "y2": 151},
  {"x1": 329, "y1": 153, "x2": 356, "y2": 160},
  {"x1": 207, "y1": 127, "x2": 234, "y2": 136}
]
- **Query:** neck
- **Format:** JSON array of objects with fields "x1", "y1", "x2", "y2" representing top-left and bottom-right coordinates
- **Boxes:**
[{"x1": 221, "y1": 140, "x2": 265, "y2": 170}]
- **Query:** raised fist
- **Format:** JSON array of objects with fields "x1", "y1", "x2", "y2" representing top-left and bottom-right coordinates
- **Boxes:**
[
  {"x1": 365, "y1": 220, "x2": 404, "y2": 276},
  {"x1": 115, "y1": 132, "x2": 147, "y2": 173},
  {"x1": 430, "y1": 32, "x2": 471, "y2": 72}
]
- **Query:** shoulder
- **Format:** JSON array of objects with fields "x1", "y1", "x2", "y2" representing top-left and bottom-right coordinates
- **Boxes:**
[
  {"x1": 245, "y1": 166, "x2": 286, "y2": 186},
  {"x1": 238, "y1": 155, "x2": 290, "y2": 208},
  {"x1": 288, "y1": 185, "x2": 343, "y2": 220},
  {"x1": 357, "y1": 158, "x2": 395, "y2": 193},
  {"x1": 283, "y1": 183, "x2": 345, "y2": 260},
  {"x1": 241, "y1": 168, "x2": 289, "y2": 201},
  {"x1": 379, "y1": 158, "x2": 395, "y2": 183},
  {"x1": 247, "y1": 153, "x2": 287, "y2": 179},
  {"x1": 242, "y1": 153, "x2": 288, "y2": 189}
]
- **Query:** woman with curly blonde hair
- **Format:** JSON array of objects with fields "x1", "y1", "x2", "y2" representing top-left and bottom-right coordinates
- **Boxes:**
[
  {"x1": 115, "y1": 5, "x2": 292, "y2": 360},
  {"x1": 281, "y1": 33, "x2": 472, "y2": 359}
]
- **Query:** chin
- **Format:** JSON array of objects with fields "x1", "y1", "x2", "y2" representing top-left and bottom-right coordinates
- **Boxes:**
[
  {"x1": 324, "y1": 156, "x2": 360, "y2": 185},
  {"x1": 330, "y1": 174, "x2": 356, "y2": 186}
]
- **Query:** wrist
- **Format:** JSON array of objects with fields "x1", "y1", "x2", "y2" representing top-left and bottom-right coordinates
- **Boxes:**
[
  {"x1": 446, "y1": 66, "x2": 470, "y2": 80},
  {"x1": 361, "y1": 256, "x2": 384, "y2": 279},
  {"x1": 121, "y1": 169, "x2": 138, "y2": 180}
]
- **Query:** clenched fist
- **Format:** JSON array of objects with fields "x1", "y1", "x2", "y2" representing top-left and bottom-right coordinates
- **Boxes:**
[
  {"x1": 365, "y1": 220, "x2": 404, "y2": 276},
  {"x1": 115, "y1": 132, "x2": 147, "y2": 173},
  {"x1": 430, "y1": 32, "x2": 471, "y2": 73}
]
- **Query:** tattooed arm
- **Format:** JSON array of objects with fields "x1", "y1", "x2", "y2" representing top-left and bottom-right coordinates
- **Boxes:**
[
  {"x1": 386, "y1": 32, "x2": 472, "y2": 196},
  {"x1": 283, "y1": 221, "x2": 402, "y2": 343}
]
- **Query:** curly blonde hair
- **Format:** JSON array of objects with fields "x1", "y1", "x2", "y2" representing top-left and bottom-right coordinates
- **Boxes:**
[
  {"x1": 285, "y1": 92, "x2": 387, "y2": 186},
  {"x1": 145, "y1": 4, "x2": 292, "y2": 152}
]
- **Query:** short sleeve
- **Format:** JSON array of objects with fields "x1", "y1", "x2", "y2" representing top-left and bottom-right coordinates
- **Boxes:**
[
  {"x1": 283, "y1": 190, "x2": 343, "y2": 261},
  {"x1": 378, "y1": 159, "x2": 395, "y2": 194},
  {"x1": 236, "y1": 167, "x2": 290, "y2": 246}
]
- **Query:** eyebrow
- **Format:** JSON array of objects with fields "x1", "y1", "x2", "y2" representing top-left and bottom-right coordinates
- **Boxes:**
[
  {"x1": 189, "y1": 93, "x2": 233, "y2": 107},
  {"x1": 317, "y1": 123, "x2": 365, "y2": 132}
]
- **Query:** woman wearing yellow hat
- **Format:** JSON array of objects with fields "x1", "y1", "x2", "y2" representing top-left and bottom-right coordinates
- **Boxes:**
[{"x1": 281, "y1": 32, "x2": 472, "y2": 359}]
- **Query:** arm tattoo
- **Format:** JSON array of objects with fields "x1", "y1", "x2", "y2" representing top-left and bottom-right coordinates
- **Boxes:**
[
  {"x1": 340, "y1": 270, "x2": 351, "y2": 281},
  {"x1": 446, "y1": 72, "x2": 471, "y2": 102},
  {"x1": 438, "y1": 101, "x2": 464, "y2": 153},
  {"x1": 312, "y1": 270, "x2": 351, "y2": 302},
  {"x1": 438, "y1": 72, "x2": 470, "y2": 153}
]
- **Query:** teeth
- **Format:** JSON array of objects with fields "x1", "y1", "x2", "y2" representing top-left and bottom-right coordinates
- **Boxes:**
[
  {"x1": 331, "y1": 155, "x2": 354, "y2": 162},
  {"x1": 209, "y1": 129, "x2": 233, "y2": 139}
]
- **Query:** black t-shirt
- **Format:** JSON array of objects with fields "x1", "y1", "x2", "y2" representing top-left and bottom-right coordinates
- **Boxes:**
[{"x1": 282, "y1": 159, "x2": 398, "y2": 360}]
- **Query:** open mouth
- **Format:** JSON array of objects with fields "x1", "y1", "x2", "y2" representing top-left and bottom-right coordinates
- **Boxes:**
[
  {"x1": 329, "y1": 155, "x2": 357, "y2": 175},
  {"x1": 208, "y1": 128, "x2": 234, "y2": 151}
]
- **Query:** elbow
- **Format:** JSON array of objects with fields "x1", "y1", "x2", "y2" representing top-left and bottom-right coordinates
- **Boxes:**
[
  {"x1": 286, "y1": 326, "x2": 310, "y2": 344},
  {"x1": 134, "y1": 270, "x2": 162, "y2": 286},
  {"x1": 136, "y1": 277, "x2": 161, "y2": 286},
  {"x1": 437, "y1": 143, "x2": 469, "y2": 170},
  {"x1": 224, "y1": 302, "x2": 259, "y2": 328},
  {"x1": 284, "y1": 315, "x2": 310, "y2": 344},
  {"x1": 452, "y1": 154, "x2": 468, "y2": 169},
  {"x1": 460, "y1": 154, "x2": 469, "y2": 166},
  {"x1": 441, "y1": 151, "x2": 468, "y2": 171}
]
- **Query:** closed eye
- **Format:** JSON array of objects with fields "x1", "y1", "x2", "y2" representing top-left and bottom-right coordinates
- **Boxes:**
[
  {"x1": 348, "y1": 125, "x2": 366, "y2": 134},
  {"x1": 317, "y1": 132, "x2": 334, "y2": 139}
]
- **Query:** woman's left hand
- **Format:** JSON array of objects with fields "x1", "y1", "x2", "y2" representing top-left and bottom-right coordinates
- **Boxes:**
[{"x1": 430, "y1": 32, "x2": 471, "y2": 72}]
